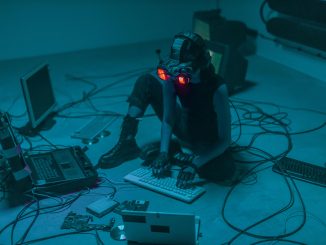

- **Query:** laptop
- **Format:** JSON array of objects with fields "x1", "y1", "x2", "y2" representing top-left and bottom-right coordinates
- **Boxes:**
[
  {"x1": 24, "y1": 146, "x2": 98, "y2": 193},
  {"x1": 121, "y1": 210, "x2": 201, "y2": 245}
]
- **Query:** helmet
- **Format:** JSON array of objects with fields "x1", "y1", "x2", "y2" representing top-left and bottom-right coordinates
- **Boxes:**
[
  {"x1": 170, "y1": 32, "x2": 211, "y2": 70},
  {"x1": 157, "y1": 32, "x2": 211, "y2": 86}
]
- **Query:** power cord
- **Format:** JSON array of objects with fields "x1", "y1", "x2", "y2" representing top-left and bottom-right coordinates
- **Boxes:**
[{"x1": 223, "y1": 98, "x2": 313, "y2": 244}]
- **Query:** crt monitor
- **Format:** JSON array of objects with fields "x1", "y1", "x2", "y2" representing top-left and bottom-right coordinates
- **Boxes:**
[
  {"x1": 206, "y1": 40, "x2": 248, "y2": 93},
  {"x1": 20, "y1": 63, "x2": 57, "y2": 135},
  {"x1": 205, "y1": 40, "x2": 229, "y2": 78},
  {"x1": 193, "y1": 17, "x2": 211, "y2": 41}
]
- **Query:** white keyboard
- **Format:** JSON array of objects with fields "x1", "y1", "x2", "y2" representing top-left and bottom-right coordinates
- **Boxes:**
[{"x1": 124, "y1": 167, "x2": 206, "y2": 203}]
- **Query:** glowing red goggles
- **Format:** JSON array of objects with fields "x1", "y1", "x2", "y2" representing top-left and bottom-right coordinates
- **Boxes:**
[{"x1": 157, "y1": 67, "x2": 191, "y2": 86}]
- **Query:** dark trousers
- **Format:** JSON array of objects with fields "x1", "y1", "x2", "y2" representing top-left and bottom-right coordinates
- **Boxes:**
[{"x1": 128, "y1": 73, "x2": 235, "y2": 182}]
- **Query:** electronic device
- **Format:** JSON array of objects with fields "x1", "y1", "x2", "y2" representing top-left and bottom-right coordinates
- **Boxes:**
[
  {"x1": 206, "y1": 41, "x2": 229, "y2": 80},
  {"x1": 114, "y1": 200, "x2": 149, "y2": 214},
  {"x1": 124, "y1": 167, "x2": 205, "y2": 203},
  {"x1": 121, "y1": 210, "x2": 201, "y2": 245},
  {"x1": 24, "y1": 146, "x2": 98, "y2": 193},
  {"x1": 267, "y1": 0, "x2": 326, "y2": 25},
  {"x1": 157, "y1": 66, "x2": 192, "y2": 86},
  {"x1": 61, "y1": 211, "x2": 115, "y2": 232},
  {"x1": 71, "y1": 115, "x2": 118, "y2": 144},
  {"x1": 192, "y1": 10, "x2": 250, "y2": 93},
  {"x1": 0, "y1": 112, "x2": 30, "y2": 187},
  {"x1": 266, "y1": 17, "x2": 326, "y2": 53},
  {"x1": 110, "y1": 225, "x2": 127, "y2": 241},
  {"x1": 20, "y1": 63, "x2": 57, "y2": 136},
  {"x1": 192, "y1": 10, "x2": 252, "y2": 48},
  {"x1": 206, "y1": 40, "x2": 248, "y2": 93},
  {"x1": 86, "y1": 197, "x2": 119, "y2": 218},
  {"x1": 61, "y1": 211, "x2": 93, "y2": 231},
  {"x1": 157, "y1": 32, "x2": 211, "y2": 87},
  {"x1": 273, "y1": 157, "x2": 326, "y2": 187}
]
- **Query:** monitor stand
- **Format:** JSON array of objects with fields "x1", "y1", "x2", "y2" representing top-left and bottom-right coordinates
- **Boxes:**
[{"x1": 18, "y1": 114, "x2": 56, "y2": 137}]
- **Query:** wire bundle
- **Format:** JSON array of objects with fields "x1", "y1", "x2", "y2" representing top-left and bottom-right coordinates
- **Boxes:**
[{"x1": 220, "y1": 97, "x2": 325, "y2": 244}]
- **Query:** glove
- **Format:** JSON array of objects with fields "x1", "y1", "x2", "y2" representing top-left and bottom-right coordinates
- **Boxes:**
[
  {"x1": 152, "y1": 152, "x2": 170, "y2": 178},
  {"x1": 176, "y1": 165, "x2": 197, "y2": 189},
  {"x1": 172, "y1": 151, "x2": 196, "y2": 167}
]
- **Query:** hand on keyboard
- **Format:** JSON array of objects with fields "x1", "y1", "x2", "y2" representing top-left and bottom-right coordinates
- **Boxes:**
[
  {"x1": 152, "y1": 152, "x2": 170, "y2": 178},
  {"x1": 177, "y1": 166, "x2": 197, "y2": 189}
]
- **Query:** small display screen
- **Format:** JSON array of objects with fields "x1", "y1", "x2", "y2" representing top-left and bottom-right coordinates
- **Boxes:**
[{"x1": 210, "y1": 50, "x2": 223, "y2": 75}]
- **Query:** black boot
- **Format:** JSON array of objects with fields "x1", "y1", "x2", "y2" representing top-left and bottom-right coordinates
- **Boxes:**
[{"x1": 98, "y1": 115, "x2": 141, "y2": 169}]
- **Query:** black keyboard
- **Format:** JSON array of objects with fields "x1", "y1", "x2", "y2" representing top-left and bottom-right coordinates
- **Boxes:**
[
  {"x1": 32, "y1": 156, "x2": 60, "y2": 180},
  {"x1": 273, "y1": 157, "x2": 326, "y2": 187}
]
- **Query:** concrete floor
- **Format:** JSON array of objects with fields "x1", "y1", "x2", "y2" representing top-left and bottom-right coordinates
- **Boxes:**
[{"x1": 0, "y1": 39, "x2": 325, "y2": 245}]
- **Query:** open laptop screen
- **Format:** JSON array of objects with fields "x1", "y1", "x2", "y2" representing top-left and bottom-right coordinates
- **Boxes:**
[{"x1": 121, "y1": 210, "x2": 200, "y2": 245}]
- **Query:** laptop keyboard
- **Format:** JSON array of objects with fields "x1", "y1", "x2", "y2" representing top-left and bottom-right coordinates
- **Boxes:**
[
  {"x1": 32, "y1": 156, "x2": 60, "y2": 180},
  {"x1": 124, "y1": 167, "x2": 206, "y2": 203}
]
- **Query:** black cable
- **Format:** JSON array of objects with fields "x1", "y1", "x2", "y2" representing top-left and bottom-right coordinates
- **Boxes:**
[
  {"x1": 67, "y1": 67, "x2": 152, "y2": 79},
  {"x1": 94, "y1": 229, "x2": 105, "y2": 245},
  {"x1": 22, "y1": 135, "x2": 33, "y2": 151},
  {"x1": 259, "y1": 0, "x2": 268, "y2": 25},
  {"x1": 223, "y1": 98, "x2": 309, "y2": 244},
  {"x1": 36, "y1": 132, "x2": 58, "y2": 149},
  {"x1": 288, "y1": 122, "x2": 326, "y2": 135},
  {"x1": 7, "y1": 111, "x2": 27, "y2": 119},
  {"x1": 56, "y1": 112, "x2": 123, "y2": 119},
  {"x1": 251, "y1": 238, "x2": 306, "y2": 245},
  {"x1": 89, "y1": 68, "x2": 154, "y2": 98},
  {"x1": 12, "y1": 187, "x2": 111, "y2": 245},
  {"x1": 18, "y1": 230, "x2": 100, "y2": 245},
  {"x1": 11, "y1": 200, "x2": 36, "y2": 245},
  {"x1": 222, "y1": 159, "x2": 296, "y2": 243},
  {"x1": 232, "y1": 97, "x2": 326, "y2": 116},
  {"x1": 0, "y1": 172, "x2": 10, "y2": 186},
  {"x1": 250, "y1": 172, "x2": 307, "y2": 245},
  {"x1": 54, "y1": 73, "x2": 99, "y2": 114},
  {"x1": 98, "y1": 177, "x2": 118, "y2": 199},
  {"x1": 65, "y1": 74, "x2": 98, "y2": 91},
  {"x1": 0, "y1": 189, "x2": 86, "y2": 237},
  {"x1": 16, "y1": 199, "x2": 40, "y2": 245},
  {"x1": 229, "y1": 99, "x2": 243, "y2": 145},
  {"x1": 56, "y1": 68, "x2": 153, "y2": 114},
  {"x1": 230, "y1": 98, "x2": 325, "y2": 142}
]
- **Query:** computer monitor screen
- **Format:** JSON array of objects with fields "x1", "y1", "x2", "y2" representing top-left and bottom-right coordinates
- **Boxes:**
[
  {"x1": 20, "y1": 64, "x2": 56, "y2": 129},
  {"x1": 210, "y1": 50, "x2": 223, "y2": 75},
  {"x1": 206, "y1": 40, "x2": 248, "y2": 94},
  {"x1": 206, "y1": 41, "x2": 229, "y2": 76}
]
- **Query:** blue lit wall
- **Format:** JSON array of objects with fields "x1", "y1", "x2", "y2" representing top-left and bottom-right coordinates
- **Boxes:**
[{"x1": 0, "y1": 0, "x2": 216, "y2": 61}]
